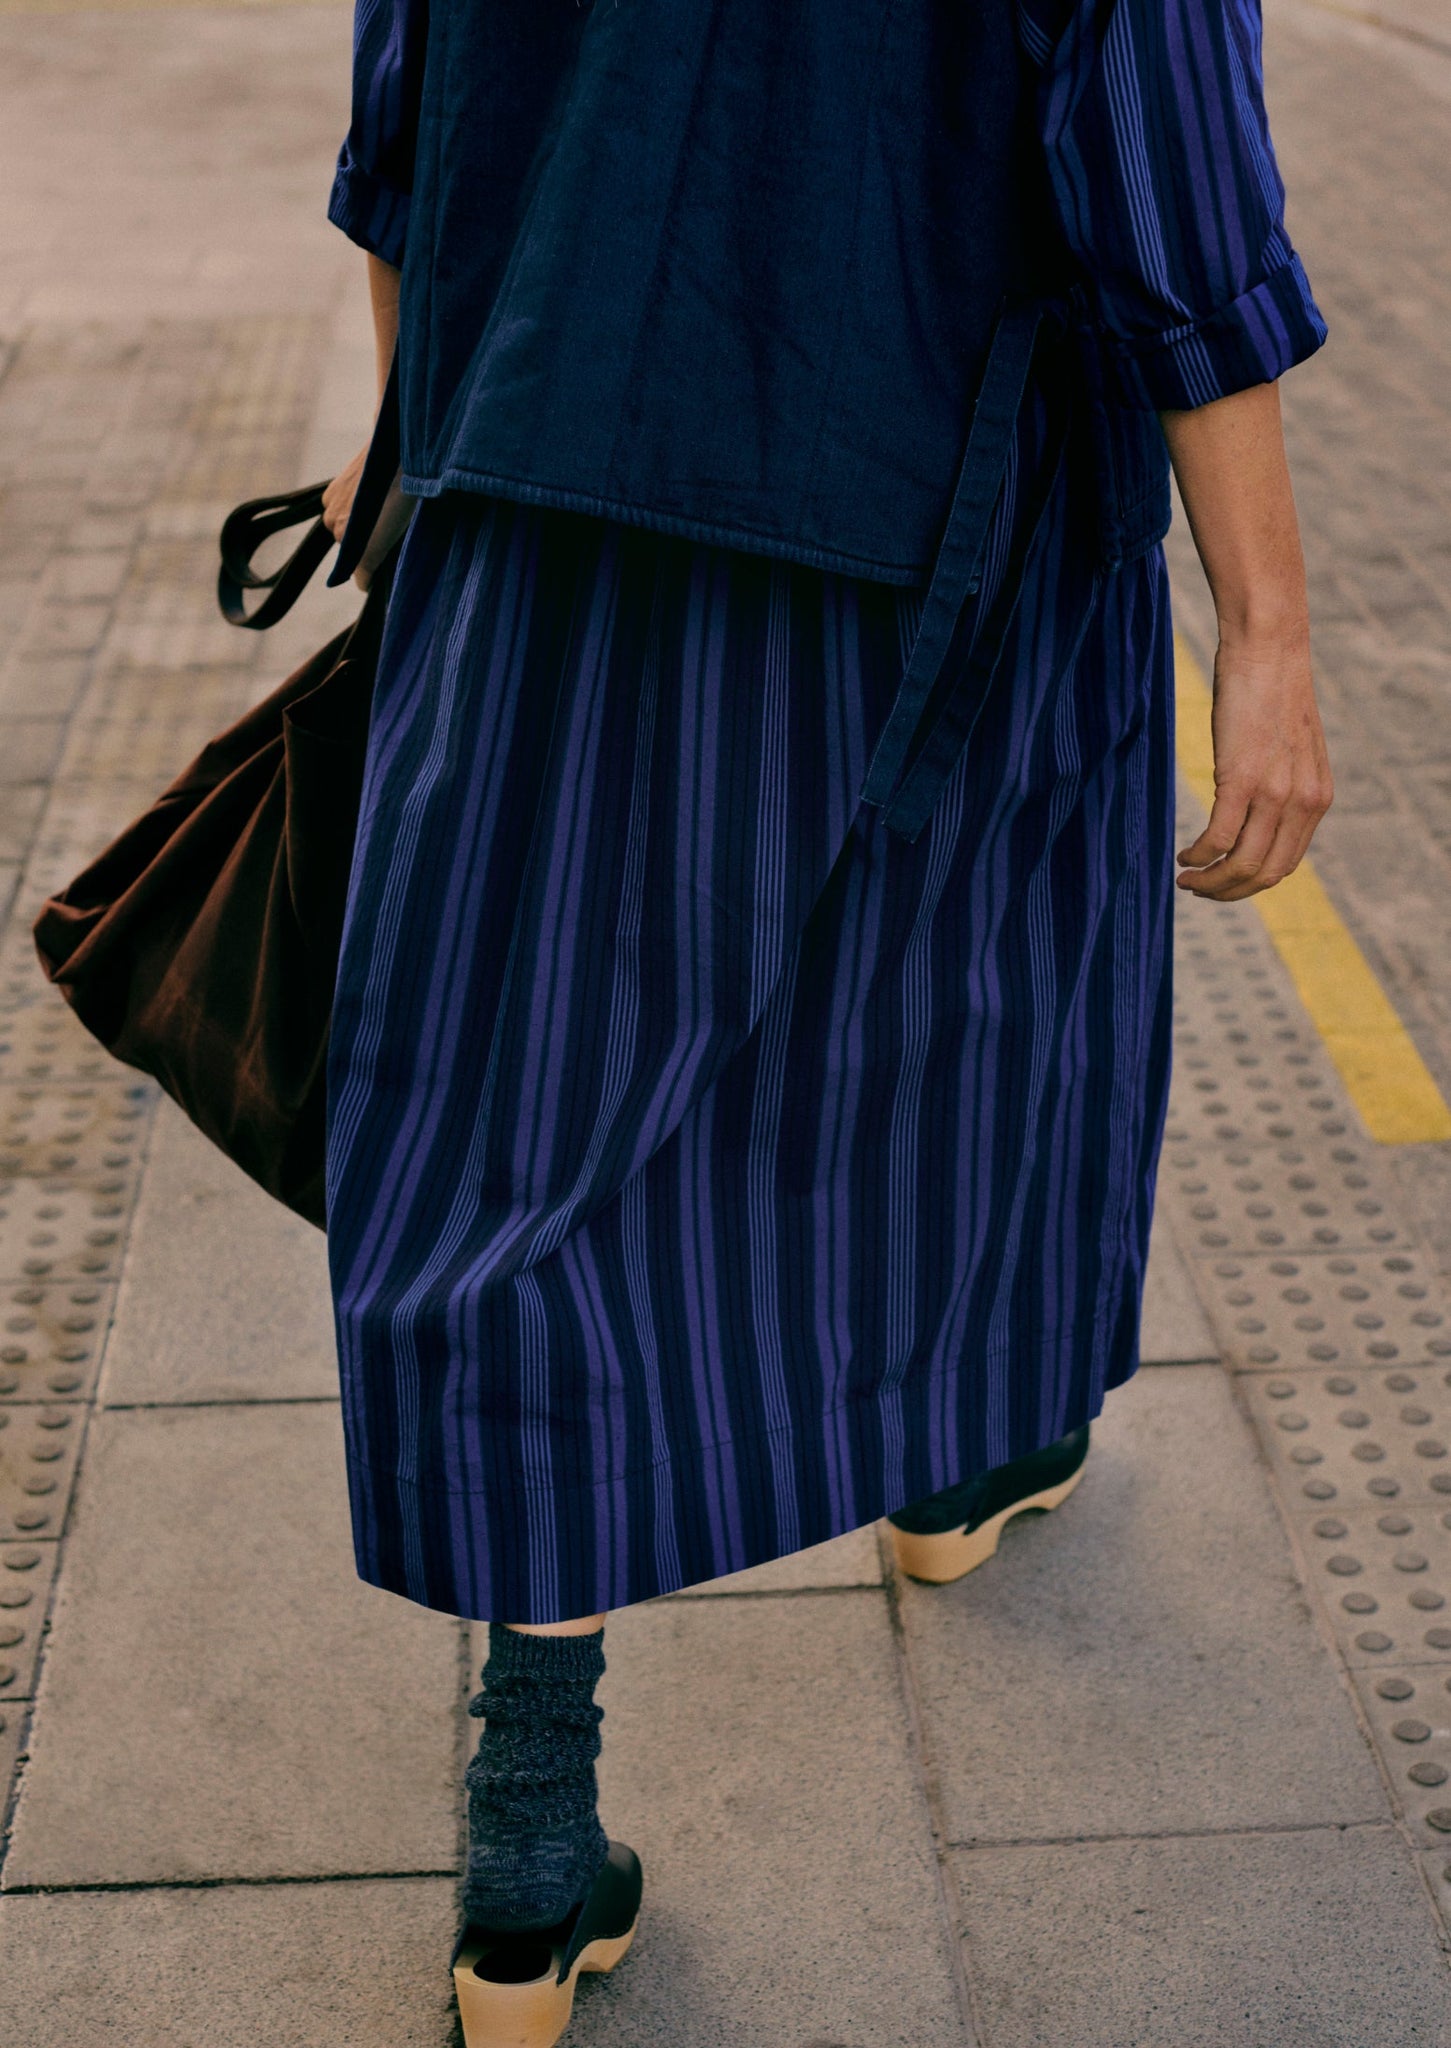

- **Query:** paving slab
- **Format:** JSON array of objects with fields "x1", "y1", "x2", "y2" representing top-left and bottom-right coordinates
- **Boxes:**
[
  {"x1": 900, "y1": 1365, "x2": 1387, "y2": 1845},
  {"x1": 1140, "y1": 1206, "x2": 1219, "y2": 1363},
  {"x1": 100, "y1": 1098, "x2": 336, "y2": 1405},
  {"x1": 470, "y1": 1592, "x2": 968, "y2": 2048},
  {"x1": 952, "y1": 1825, "x2": 1451, "y2": 2048},
  {"x1": 0, "y1": 1877, "x2": 457, "y2": 2048},
  {"x1": 4, "y1": 1402, "x2": 461, "y2": 1887}
]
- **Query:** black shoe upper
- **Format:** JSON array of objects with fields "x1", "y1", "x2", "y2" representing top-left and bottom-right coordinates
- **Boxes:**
[
  {"x1": 887, "y1": 1425, "x2": 1091, "y2": 1537},
  {"x1": 453, "y1": 1837, "x2": 642, "y2": 1986}
]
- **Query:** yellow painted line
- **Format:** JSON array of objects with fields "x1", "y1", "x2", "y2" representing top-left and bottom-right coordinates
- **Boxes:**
[{"x1": 1174, "y1": 633, "x2": 1451, "y2": 1145}]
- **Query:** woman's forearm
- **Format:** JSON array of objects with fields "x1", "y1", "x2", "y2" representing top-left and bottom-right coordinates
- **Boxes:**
[
  {"x1": 1158, "y1": 379, "x2": 1332, "y2": 900},
  {"x1": 1159, "y1": 380, "x2": 1309, "y2": 653},
  {"x1": 319, "y1": 252, "x2": 412, "y2": 583},
  {"x1": 368, "y1": 253, "x2": 402, "y2": 405}
]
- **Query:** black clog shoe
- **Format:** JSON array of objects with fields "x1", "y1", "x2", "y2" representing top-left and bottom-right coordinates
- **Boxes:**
[
  {"x1": 886, "y1": 1425, "x2": 1091, "y2": 1584},
  {"x1": 451, "y1": 1840, "x2": 643, "y2": 2048}
]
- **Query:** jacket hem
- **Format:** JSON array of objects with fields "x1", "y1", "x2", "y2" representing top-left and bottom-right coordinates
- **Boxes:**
[{"x1": 400, "y1": 467, "x2": 930, "y2": 587}]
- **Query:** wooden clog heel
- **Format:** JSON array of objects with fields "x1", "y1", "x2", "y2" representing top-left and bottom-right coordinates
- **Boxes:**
[
  {"x1": 889, "y1": 1462, "x2": 1086, "y2": 1583},
  {"x1": 453, "y1": 1840, "x2": 642, "y2": 2048},
  {"x1": 887, "y1": 1425, "x2": 1092, "y2": 1586}
]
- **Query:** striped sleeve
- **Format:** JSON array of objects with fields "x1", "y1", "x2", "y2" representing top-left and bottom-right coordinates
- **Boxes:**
[
  {"x1": 326, "y1": 0, "x2": 429, "y2": 268},
  {"x1": 1018, "y1": 0, "x2": 1328, "y2": 408}
]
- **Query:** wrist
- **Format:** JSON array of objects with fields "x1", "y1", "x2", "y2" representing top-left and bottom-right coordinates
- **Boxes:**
[{"x1": 1213, "y1": 585, "x2": 1310, "y2": 658}]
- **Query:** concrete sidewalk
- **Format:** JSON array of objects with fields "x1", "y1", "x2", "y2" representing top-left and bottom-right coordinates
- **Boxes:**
[{"x1": 3, "y1": 2, "x2": 1451, "y2": 2042}]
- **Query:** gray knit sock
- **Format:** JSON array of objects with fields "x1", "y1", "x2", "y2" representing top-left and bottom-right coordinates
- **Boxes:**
[{"x1": 462, "y1": 1622, "x2": 609, "y2": 1932}]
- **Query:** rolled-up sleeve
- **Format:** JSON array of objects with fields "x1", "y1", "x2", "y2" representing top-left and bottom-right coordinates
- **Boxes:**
[
  {"x1": 327, "y1": 0, "x2": 429, "y2": 268},
  {"x1": 1019, "y1": 0, "x2": 1327, "y2": 408}
]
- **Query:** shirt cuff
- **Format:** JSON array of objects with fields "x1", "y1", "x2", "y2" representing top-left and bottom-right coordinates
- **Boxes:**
[
  {"x1": 327, "y1": 145, "x2": 411, "y2": 269},
  {"x1": 1105, "y1": 253, "x2": 1328, "y2": 411}
]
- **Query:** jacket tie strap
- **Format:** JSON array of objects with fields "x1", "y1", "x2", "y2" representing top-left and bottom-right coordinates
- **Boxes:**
[{"x1": 861, "y1": 300, "x2": 1060, "y2": 842}]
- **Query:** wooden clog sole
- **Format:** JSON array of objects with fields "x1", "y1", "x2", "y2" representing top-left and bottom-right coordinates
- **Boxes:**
[
  {"x1": 454, "y1": 1918, "x2": 637, "y2": 2048},
  {"x1": 888, "y1": 1463, "x2": 1086, "y2": 1584}
]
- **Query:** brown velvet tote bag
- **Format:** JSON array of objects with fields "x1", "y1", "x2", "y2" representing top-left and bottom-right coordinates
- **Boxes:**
[{"x1": 30, "y1": 482, "x2": 396, "y2": 1231}]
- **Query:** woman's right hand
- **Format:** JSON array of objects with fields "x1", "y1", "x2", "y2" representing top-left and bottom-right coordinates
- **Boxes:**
[
  {"x1": 1175, "y1": 627, "x2": 1333, "y2": 900},
  {"x1": 1161, "y1": 380, "x2": 1333, "y2": 899},
  {"x1": 322, "y1": 445, "x2": 415, "y2": 590}
]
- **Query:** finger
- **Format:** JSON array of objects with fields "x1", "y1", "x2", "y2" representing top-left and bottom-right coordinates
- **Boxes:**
[
  {"x1": 1177, "y1": 781, "x2": 1252, "y2": 875},
  {"x1": 320, "y1": 487, "x2": 353, "y2": 542},
  {"x1": 1176, "y1": 793, "x2": 1281, "y2": 898},
  {"x1": 1210, "y1": 792, "x2": 1324, "y2": 900}
]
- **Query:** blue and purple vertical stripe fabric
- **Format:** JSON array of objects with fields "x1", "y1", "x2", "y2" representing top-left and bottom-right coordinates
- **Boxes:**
[
  {"x1": 325, "y1": 387, "x2": 1176, "y2": 1621},
  {"x1": 323, "y1": 0, "x2": 1326, "y2": 1620}
]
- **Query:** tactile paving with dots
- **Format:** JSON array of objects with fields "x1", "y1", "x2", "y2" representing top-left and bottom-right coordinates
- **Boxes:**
[
  {"x1": 0, "y1": 1279, "x2": 116, "y2": 1403},
  {"x1": 1244, "y1": 1366, "x2": 1451, "y2": 1508},
  {"x1": 1350, "y1": 1664, "x2": 1451, "y2": 1848},
  {"x1": 0, "y1": 1177, "x2": 133, "y2": 1284},
  {"x1": 0, "y1": 1409, "x2": 82, "y2": 1540},
  {"x1": 18, "y1": 783, "x2": 174, "y2": 914},
  {"x1": 0, "y1": 1540, "x2": 58, "y2": 1700},
  {"x1": 1167, "y1": 1027, "x2": 1345, "y2": 1149},
  {"x1": 1294, "y1": 1502, "x2": 1451, "y2": 1671},
  {"x1": 0, "y1": 961, "x2": 122, "y2": 1087},
  {"x1": 1161, "y1": 1137, "x2": 1407, "y2": 1258},
  {"x1": 1193, "y1": 1251, "x2": 1451, "y2": 1372},
  {"x1": 0, "y1": 1080, "x2": 153, "y2": 1180}
]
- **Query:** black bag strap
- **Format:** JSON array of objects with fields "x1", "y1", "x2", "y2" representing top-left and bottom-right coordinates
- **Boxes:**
[
  {"x1": 217, "y1": 482, "x2": 337, "y2": 630},
  {"x1": 216, "y1": 344, "x2": 403, "y2": 629}
]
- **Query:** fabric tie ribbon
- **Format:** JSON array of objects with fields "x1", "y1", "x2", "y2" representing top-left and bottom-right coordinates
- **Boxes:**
[{"x1": 861, "y1": 297, "x2": 1070, "y2": 841}]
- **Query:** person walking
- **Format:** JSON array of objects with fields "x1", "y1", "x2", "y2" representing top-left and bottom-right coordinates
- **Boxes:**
[{"x1": 318, "y1": 0, "x2": 1333, "y2": 2038}]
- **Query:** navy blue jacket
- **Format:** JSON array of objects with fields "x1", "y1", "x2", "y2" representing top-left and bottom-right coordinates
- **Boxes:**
[
  {"x1": 390, "y1": 0, "x2": 1089, "y2": 583},
  {"x1": 332, "y1": 0, "x2": 1328, "y2": 587}
]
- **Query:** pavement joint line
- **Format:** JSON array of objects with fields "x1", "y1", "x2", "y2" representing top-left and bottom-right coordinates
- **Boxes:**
[
  {"x1": 656, "y1": 1583, "x2": 884, "y2": 1602},
  {"x1": 0, "y1": 1867, "x2": 463, "y2": 1898},
  {"x1": 1174, "y1": 633, "x2": 1451, "y2": 1145},
  {"x1": 97, "y1": 1395, "x2": 342, "y2": 1412},
  {"x1": 943, "y1": 1816, "x2": 1400, "y2": 1854},
  {"x1": 454, "y1": 1620, "x2": 473, "y2": 1915},
  {"x1": 878, "y1": 1521, "x2": 987, "y2": 2048}
]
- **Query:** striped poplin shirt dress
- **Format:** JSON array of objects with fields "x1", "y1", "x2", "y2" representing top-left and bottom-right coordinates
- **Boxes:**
[{"x1": 323, "y1": 0, "x2": 1326, "y2": 1620}]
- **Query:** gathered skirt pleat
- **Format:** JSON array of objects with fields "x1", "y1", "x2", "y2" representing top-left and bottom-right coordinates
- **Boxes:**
[{"x1": 324, "y1": 393, "x2": 1175, "y2": 1621}]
